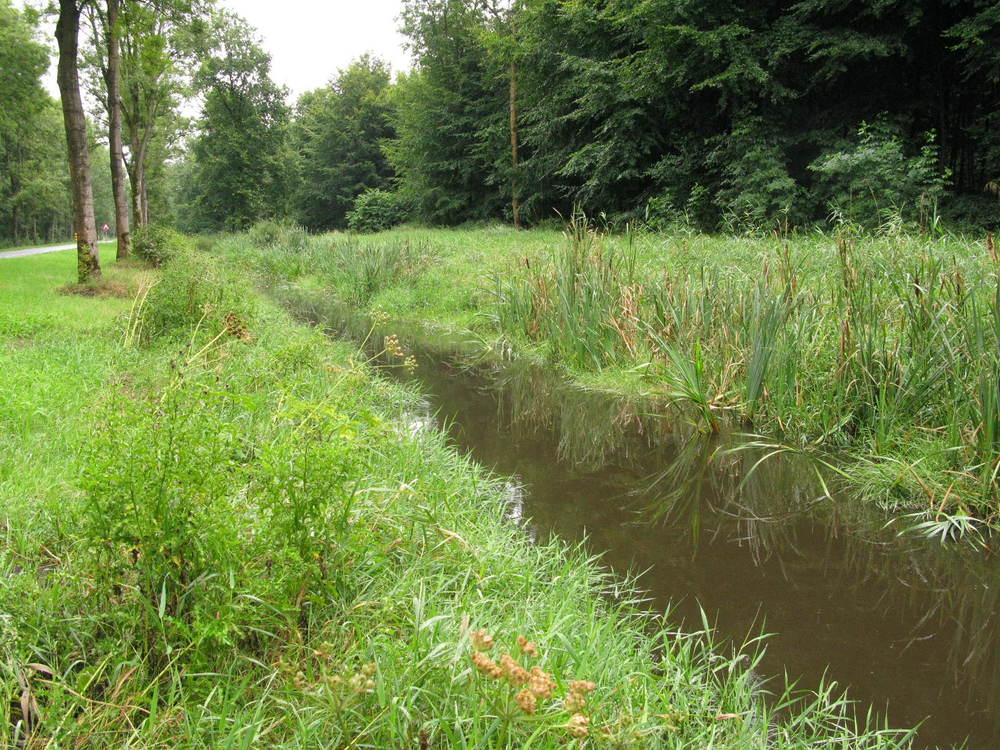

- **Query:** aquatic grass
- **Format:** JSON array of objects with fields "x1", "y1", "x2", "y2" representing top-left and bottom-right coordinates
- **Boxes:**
[{"x1": 236, "y1": 224, "x2": 1000, "y2": 526}]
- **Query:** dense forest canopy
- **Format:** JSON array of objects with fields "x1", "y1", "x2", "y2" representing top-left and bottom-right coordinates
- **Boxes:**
[{"x1": 4, "y1": 0, "x2": 997, "y2": 244}]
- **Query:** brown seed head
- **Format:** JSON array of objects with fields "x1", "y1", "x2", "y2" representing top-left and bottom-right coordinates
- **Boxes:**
[
  {"x1": 517, "y1": 635, "x2": 539, "y2": 657},
  {"x1": 566, "y1": 714, "x2": 590, "y2": 738},
  {"x1": 516, "y1": 688, "x2": 538, "y2": 714},
  {"x1": 471, "y1": 652, "x2": 502, "y2": 679},
  {"x1": 568, "y1": 680, "x2": 596, "y2": 694},
  {"x1": 499, "y1": 653, "x2": 530, "y2": 686},
  {"x1": 471, "y1": 629, "x2": 495, "y2": 652},
  {"x1": 528, "y1": 665, "x2": 556, "y2": 698}
]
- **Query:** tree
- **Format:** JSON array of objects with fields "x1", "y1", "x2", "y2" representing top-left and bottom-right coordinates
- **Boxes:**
[
  {"x1": 291, "y1": 55, "x2": 396, "y2": 231},
  {"x1": 186, "y1": 11, "x2": 290, "y2": 231},
  {"x1": 56, "y1": 0, "x2": 100, "y2": 281},
  {"x1": 0, "y1": 1, "x2": 68, "y2": 242},
  {"x1": 86, "y1": 0, "x2": 131, "y2": 257},
  {"x1": 390, "y1": 0, "x2": 506, "y2": 224}
]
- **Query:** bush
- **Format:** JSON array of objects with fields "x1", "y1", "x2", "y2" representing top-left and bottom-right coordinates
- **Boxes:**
[
  {"x1": 247, "y1": 219, "x2": 309, "y2": 251},
  {"x1": 809, "y1": 118, "x2": 950, "y2": 230},
  {"x1": 82, "y1": 382, "x2": 249, "y2": 661},
  {"x1": 132, "y1": 224, "x2": 191, "y2": 266},
  {"x1": 139, "y1": 248, "x2": 258, "y2": 343},
  {"x1": 346, "y1": 189, "x2": 408, "y2": 233}
]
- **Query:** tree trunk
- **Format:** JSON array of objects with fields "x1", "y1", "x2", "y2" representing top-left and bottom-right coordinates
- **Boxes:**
[
  {"x1": 106, "y1": 0, "x2": 130, "y2": 259},
  {"x1": 509, "y1": 62, "x2": 521, "y2": 230},
  {"x1": 56, "y1": 0, "x2": 100, "y2": 282}
]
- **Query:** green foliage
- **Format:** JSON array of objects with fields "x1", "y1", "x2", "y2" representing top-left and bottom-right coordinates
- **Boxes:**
[
  {"x1": 184, "y1": 12, "x2": 291, "y2": 232},
  {"x1": 810, "y1": 120, "x2": 950, "y2": 229},
  {"x1": 132, "y1": 223, "x2": 190, "y2": 266},
  {"x1": 82, "y1": 380, "x2": 248, "y2": 658},
  {"x1": 247, "y1": 219, "x2": 308, "y2": 251},
  {"x1": 291, "y1": 56, "x2": 396, "y2": 231},
  {"x1": 346, "y1": 188, "x2": 409, "y2": 233},
  {"x1": 0, "y1": 2, "x2": 73, "y2": 244},
  {"x1": 388, "y1": 2, "x2": 506, "y2": 224},
  {"x1": 140, "y1": 248, "x2": 258, "y2": 342}
]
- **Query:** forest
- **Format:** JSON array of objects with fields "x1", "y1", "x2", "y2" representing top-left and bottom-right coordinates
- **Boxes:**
[{"x1": 3, "y1": 0, "x2": 999, "y2": 248}]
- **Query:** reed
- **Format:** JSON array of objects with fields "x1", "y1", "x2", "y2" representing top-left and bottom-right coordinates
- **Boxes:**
[{"x1": 239, "y1": 223, "x2": 1000, "y2": 527}]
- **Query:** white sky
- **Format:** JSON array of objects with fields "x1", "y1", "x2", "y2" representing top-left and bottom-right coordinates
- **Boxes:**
[
  {"x1": 220, "y1": 1, "x2": 412, "y2": 98},
  {"x1": 19, "y1": 0, "x2": 413, "y2": 101}
]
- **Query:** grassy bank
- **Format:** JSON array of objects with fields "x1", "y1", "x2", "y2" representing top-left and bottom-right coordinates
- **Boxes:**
[
  {"x1": 0, "y1": 248, "x2": 914, "y2": 746},
  {"x1": 232, "y1": 222, "x2": 1000, "y2": 535}
]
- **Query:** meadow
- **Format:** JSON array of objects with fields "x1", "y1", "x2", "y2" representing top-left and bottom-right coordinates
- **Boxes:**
[
  {"x1": 236, "y1": 221, "x2": 1000, "y2": 536},
  {"x1": 0, "y1": 247, "x2": 917, "y2": 747}
]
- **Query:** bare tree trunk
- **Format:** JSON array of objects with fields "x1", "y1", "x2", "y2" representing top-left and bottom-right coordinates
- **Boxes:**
[
  {"x1": 509, "y1": 62, "x2": 521, "y2": 230},
  {"x1": 106, "y1": 0, "x2": 130, "y2": 259},
  {"x1": 56, "y1": 0, "x2": 100, "y2": 282},
  {"x1": 128, "y1": 137, "x2": 150, "y2": 228}
]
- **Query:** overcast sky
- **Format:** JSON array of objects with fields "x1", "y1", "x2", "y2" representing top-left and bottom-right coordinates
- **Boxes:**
[
  {"x1": 21, "y1": 0, "x2": 413, "y2": 100},
  {"x1": 220, "y1": 0, "x2": 412, "y2": 97}
]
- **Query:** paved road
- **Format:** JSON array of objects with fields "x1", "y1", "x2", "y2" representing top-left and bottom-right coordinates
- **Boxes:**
[{"x1": 0, "y1": 243, "x2": 76, "y2": 260}]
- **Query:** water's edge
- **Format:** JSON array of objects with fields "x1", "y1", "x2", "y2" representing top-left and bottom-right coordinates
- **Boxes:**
[{"x1": 278, "y1": 284, "x2": 1000, "y2": 750}]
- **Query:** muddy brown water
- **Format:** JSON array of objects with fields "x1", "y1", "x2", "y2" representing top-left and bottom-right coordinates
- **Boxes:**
[{"x1": 285, "y1": 290, "x2": 1000, "y2": 749}]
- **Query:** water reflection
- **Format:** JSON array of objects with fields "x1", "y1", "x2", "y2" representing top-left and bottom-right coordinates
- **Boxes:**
[{"x1": 284, "y1": 289, "x2": 1000, "y2": 750}]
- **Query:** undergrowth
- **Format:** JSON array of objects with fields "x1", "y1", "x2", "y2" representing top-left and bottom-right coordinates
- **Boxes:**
[{"x1": 0, "y1": 249, "x2": 915, "y2": 747}]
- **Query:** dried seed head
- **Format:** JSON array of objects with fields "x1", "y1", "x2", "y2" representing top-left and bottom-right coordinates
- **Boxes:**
[
  {"x1": 566, "y1": 714, "x2": 590, "y2": 738},
  {"x1": 564, "y1": 691, "x2": 586, "y2": 713},
  {"x1": 471, "y1": 629, "x2": 495, "y2": 651},
  {"x1": 516, "y1": 688, "x2": 538, "y2": 714},
  {"x1": 471, "y1": 652, "x2": 502, "y2": 679},
  {"x1": 499, "y1": 653, "x2": 530, "y2": 686},
  {"x1": 528, "y1": 665, "x2": 556, "y2": 698},
  {"x1": 568, "y1": 680, "x2": 596, "y2": 695},
  {"x1": 517, "y1": 635, "x2": 539, "y2": 657}
]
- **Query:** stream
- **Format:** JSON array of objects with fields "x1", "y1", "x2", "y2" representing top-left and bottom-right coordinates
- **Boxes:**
[{"x1": 286, "y1": 289, "x2": 1000, "y2": 749}]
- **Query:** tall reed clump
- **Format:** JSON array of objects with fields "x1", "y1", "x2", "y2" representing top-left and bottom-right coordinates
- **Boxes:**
[
  {"x1": 490, "y1": 213, "x2": 642, "y2": 370},
  {"x1": 488, "y1": 225, "x2": 1000, "y2": 523}
]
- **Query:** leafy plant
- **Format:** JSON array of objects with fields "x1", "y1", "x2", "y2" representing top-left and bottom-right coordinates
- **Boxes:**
[
  {"x1": 132, "y1": 223, "x2": 190, "y2": 266},
  {"x1": 346, "y1": 189, "x2": 409, "y2": 233}
]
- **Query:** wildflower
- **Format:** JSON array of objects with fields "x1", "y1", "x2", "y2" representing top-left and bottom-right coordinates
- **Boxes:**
[
  {"x1": 471, "y1": 629, "x2": 495, "y2": 651},
  {"x1": 404, "y1": 355, "x2": 418, "y2": 373},
  {"x1": 472, "y1": 652, "x2": 502, "y2": 679},
  {"x1": 568, "y1": 680, "x2": 596, "y2": 694},
  {"x1": 566, "y1": 713, "x2": 590, "y2": 738},
  {"x1": 517, "y1": 635, "x2": 538, "y2": 657},
  {"x1": 516, "y1": 688, "x2": 538, "y2": 714},
  {"x1": 499, "y1": 653, "x2": 530, "y2": 686},
  {"x1": 528, "y1": 665, "x2": 556, "y2": 699}
]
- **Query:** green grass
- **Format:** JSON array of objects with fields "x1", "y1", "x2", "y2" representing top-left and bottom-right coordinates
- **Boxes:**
[
  {"x1": 0, "y1": 247, "x2": 914, "y2": 747},
  {"x1": 229, "y1": 222, "x2": 1000, "y2": 531}
]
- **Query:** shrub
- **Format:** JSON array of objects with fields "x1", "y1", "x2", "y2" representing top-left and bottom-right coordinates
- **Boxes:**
[
  {"x1": 82, "y1": 381, "x2": 249, "y2": 662},
  {"x1": 248, "y1": 219, "x2": 309, "y2": 252},
  {"x1": 139, "y1": 248, "x2": 258, "y2": 343},
  {"x1": 132, "y1": 224, "x2": 190, "y2": 266},
  {"x1": 809, "y1": 118, "x2": 950, "y2": 230},
  {"x1": 346, "y1": 189, "x2": 408, "y2": 233}
]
